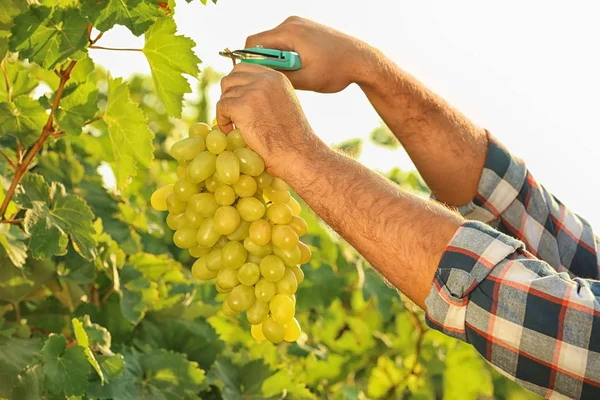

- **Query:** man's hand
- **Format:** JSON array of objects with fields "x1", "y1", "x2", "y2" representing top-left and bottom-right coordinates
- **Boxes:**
[
  {"x1": 216, "y1": 61, "x2": 463, "y2": 310},
  {"x1": 245, "y1": 16, "x2": 376, "y2": 93},
  {"x1": 217, "y1": 63, "x2": 324, "y2": 179}
]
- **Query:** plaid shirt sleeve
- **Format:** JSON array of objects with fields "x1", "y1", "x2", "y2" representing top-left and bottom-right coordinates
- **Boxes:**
[
  {"x1": 450, "y1": 132, "x2": 600, "y2": 279},
  {"x1": 425, "y1": 221, "x2": 600, "y2": 399}
]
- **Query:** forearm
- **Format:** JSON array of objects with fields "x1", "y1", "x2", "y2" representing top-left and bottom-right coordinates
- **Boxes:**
[
  {"x1": 281, "y1": 136, "x2": 463, "y2": 309},
  {"x1": 355, "y1": 49, "x2": 488, "y2": 206}
]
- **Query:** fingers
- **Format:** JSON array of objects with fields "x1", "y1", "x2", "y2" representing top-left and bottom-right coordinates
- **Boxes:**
[{"x1": 216, "y1": 97, "x2": 238, "y2": 134}]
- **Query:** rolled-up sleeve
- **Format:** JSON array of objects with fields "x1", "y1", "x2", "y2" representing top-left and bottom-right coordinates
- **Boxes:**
[
  {"x1": 425, "y1": 220, "x2": 600, "y2": 399},
  {"x1": 444, "y1": 132, "x2": 600, "y2": 280}
]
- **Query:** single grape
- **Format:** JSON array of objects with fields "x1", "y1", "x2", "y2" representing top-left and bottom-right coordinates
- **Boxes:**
[
  {"x1": 166, "y1": 193, "x2": 187, "y2": 214},
  {"x1": 289, "y1": 265, "x2": 304, "y2": 284},
  {"x1": 189, "y1": 122, "x2": 212, "y2": 138},
  {"x1": 234, "y1": 148, "x2": 265, "y2": 176},
  {"x1": 233, "y1": 174, "x2": 257, "y2": 197},
  {"x1": 170, "y1": 136, "x2": 205, "y2": 161},
  {"x1": 270, "y1": 294, "x2": 295, "y2": 324},
  {"x1": 283, "y1": 318, "x2": 301, "y2": 342},
  {"x1": 221, "y1": 240, "x2": 247, "y2": 269},
  {"x1": 248, "y1": 219, "x2": 271, "y2": 246},
  {"x1": 267, "y1": 203, "x2": 293, "y2": 225},
  {"x1": 246, "y1": 299, "x2": 269, "y2": 325},
  {"x1": 205, "y1": 175, "x2": 217, "y2": 192},
  {"x1": 226, "y1": 129, "x2": 246, "y2": 150},
  {"x1": 298, "y1": 241, "x2": 312, "y2": 264},
  {"x1": 214, "y1": 206, "x2": 241, "y2": 235},
  {"x1": 191, "y1": 256, "x2": 218, "y2": 280},
  {"x1": 173, "y1": 179, "x2": 201, "y2": 202},
  {"x1": 166, "y1": 212, "x2": 185, "y2": 230},
  {"x1": 236, "y1": 197, "x2": 265, "y2": 221},
  {"x1": 206, "y1": 129, "x2": 227, "y2": 154},
  {"x1": 188, "y1": 193, "x2": 219, "y2": 217},
  {"x1": 273, "y1": 245, "x2": 302, "y2": 266},
  {"x1": 151, "y1": 184, "x2": 174, "y2": 211},
  {"x1": 271, "y1": 177, "x2": 291, "y2": 191},
  {"x1": 243, "y1": 237, "x2": 272, "y2": 257},
  {"x1": 222, "y1": 296, "x2": 238, "y2": 316},
  {"x1": 271, "y1": 225, "x2": 299, "y2": 250},
  {"x1": 216, "y1": 268, "x2": 239, "y2": 289},
  {"x1": 287, "y1": 197, "x2": 301, "y2": 216},
  {"x1": 206, "y1": 248, "x2": 223, "y2": 271},
  {"x1": 189, "y1": 245, "x2": 211, "y2": 259},
  {"x1": 215, "y1": 151, "x2": 240, "y2": 185},
  {"x1": 226, "y1": 220, "x2": 249, "y2": 241},
  {"x1": 214, "y1": 184, "x2": 236, "y2": 206},
  {"x1": 289, "y1": 294, "x2": 296, "y2": 305},
  {"x1": 262, "y1": 316, "x2": 285, "y2": 344},
  {"x1": 173, "y1": 228, "x2": 198, "y2": 249},
  {"x1": 237, "y1": 262, "x2": 261, "y2": 286},
  {"x1": 255, "y1": 278, "x2": 277, "y2": 302},
  {"x1": 227, "y1": 284, "x2": 255, "y2": 312},
  {"x1": 187, "y1": 151, "x2": 217, "y2": 183},
  {"x1": 287, "y1": 216, "x2": 308, "y2": 236},
  {"x1": 251, "y1": 324, "x2": 266, "y2": 341},
  {"x1": 260, "y1": 255, "x2": 285, "y2": 282},
  {"x1": 196, "y1": 217, "x2": 221, "y2": 247},
  {"x1": 263, "y1": 187, "x2": 291, "y2": 204},
  {"x1": 255, "y1": 171, "x2": 273, "y2": 189},
  {"x1": 276, "y1": 267, "x2": 298, "y2": 295}
]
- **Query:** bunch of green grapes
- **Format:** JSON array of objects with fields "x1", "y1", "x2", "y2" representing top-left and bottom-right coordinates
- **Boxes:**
[{"x1": 151, "y1": 121, "x2": 311, "y2": 344}]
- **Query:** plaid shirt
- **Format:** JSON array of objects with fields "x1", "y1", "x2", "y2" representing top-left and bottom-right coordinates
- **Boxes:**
[{"x1": 425, "y1": 134, "x2": 600, "y2": 399}]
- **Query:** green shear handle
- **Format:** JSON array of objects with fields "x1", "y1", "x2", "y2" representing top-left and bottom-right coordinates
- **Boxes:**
[{"x1": 219, "y1": 46, "x2": 302, "y2": 71}]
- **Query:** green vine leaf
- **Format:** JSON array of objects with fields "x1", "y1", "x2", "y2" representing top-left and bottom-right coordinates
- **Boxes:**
[
  {"x1": 369, "y1": 123, "x2": 400, "y2": 150},
  {"x1": 81, "y1": 0, "x2": 165, "y2": 37},
  {"x1": 72, "y1": 317, "x2": 104, "y2": 384},
  {"x1": 0, "y1": 0, "x2": 27, "y2": 58},
  {"x1": 0, "y1": 58, "x2": 38, "y2": 102},
  {"x1": 332, "y1": 138, "x2": 363, "y2": 159},
  {"x1": 0, "y1": 336, "x2": 43, "y2": 398},
  {"x1": 41, "y1": 334, "x2": 90, "y2": 396},
  {"x1": 0, "y1": 224, "x2": 28, "y2": 268},
  {"x1": 0, "y1": 96, "x2": 47, "y2": 147},
  {"x1": 55, "y1": 82, "x2": 99, "y2": 135},
  {"x1": 14, "y1": 174, "x2": 97, "y2": 260},
  {"x1": 89, "y1": 347, "x2": 206, "y2": 399},
  {"x1": 104, "y1": 77, "x2": 154, "y2": 189},
  {"x1": 143, "y1": 16, "x2": 201, "y2": 118},
  {"x1": 9, "y1": 6, "x2": 88, "y2": 70}
]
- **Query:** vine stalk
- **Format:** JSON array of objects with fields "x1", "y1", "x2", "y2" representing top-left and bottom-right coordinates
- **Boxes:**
[{"x1": 0, "y1": 60, "x2": 77, "y2": 220}]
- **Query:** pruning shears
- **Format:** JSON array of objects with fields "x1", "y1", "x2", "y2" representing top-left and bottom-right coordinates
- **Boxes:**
[{"x1": 219, "y1": 46, "x2": 302, "y2": 71}]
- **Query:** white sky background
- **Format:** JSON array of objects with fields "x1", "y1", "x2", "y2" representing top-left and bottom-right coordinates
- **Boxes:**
[{"x1": 89, "y1": 0, "x2": 600, "y2": 228}]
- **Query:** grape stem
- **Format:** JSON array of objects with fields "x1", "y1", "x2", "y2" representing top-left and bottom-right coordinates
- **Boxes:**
[
  {"x1": 0, "y1": 149, "x2": 15, "y2": 169},
  {"x1": 89, "y1": 45, "x2": 143, "y2": 52},
  {"x1": 0, "y1": 60, "x2": 78, "y2": 220}
]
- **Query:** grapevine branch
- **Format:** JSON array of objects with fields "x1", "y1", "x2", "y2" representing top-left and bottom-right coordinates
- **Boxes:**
[
  {"x1": 89, "y1": 45, "x2": 143, "y2": 52},
  {"x1": 0, "y1": 60, "x2": 77, "y2": 220}
]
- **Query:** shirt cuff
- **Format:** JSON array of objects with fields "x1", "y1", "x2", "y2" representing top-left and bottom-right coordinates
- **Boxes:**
[
  {"x1": 424, "y1": 220, "x2": 524, "y2": 341},
  {"x1": 432, "y1": 132, "x2": 528, "y2": 224}
]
